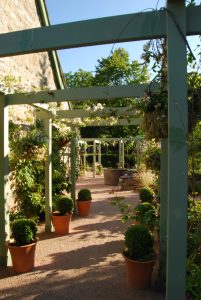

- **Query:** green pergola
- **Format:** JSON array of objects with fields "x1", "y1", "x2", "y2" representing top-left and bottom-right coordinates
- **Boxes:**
[
  {"x1": 36, "y1": 105, "x2": 144, "y2": 203},
  {"x1": 77, "y1": 137, "x2": 143, "y2": 178},
  {"x1": 0, "y1": 1, "x2": 199, "y2": 298}
]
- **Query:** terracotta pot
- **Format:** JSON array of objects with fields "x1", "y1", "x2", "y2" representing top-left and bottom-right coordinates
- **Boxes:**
[
  {"x1": 132, "y1": 220, "x2": 140, "y2": 225},
  {"x1": 8, "y1": 242, "x2": 36, "y2": 273},
  {"x1": 123, "y1": 255, "x2": 155, "y2": 289},
  {"x1": 103, "y1": 168, "x2": 128, "y2": 185},
  {"x1": 77, "y1": 200, "x2": 91, "y2": 216},
  {"x1": 52, "y1": 214, "x2": 72, "y2": 235}
]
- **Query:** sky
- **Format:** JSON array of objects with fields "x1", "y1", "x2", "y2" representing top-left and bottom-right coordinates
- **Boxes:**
[{"x1": 46, "y1": 0, "x2": 200, "y2": 74}]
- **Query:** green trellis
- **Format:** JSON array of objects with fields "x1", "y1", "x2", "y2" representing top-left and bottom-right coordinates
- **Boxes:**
[
  {"x1": 77, "y1": 137, "x2": 143, "y2": 177},
  {"x1": 0, "y1": 1, "x2": 199, "y2": 298}
]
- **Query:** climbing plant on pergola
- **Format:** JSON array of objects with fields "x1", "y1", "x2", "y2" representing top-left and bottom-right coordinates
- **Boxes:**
[
  {"x1": 0, "y1": 1, "x2": 200, "y2": 298},
  {"x1": 35, "y1": 101, "x2": 143, "y2": 203}
]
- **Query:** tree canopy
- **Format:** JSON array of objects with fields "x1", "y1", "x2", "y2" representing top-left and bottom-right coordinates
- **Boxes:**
[{"x1": 64, "y1": 48, "x2": 149, "y2": 138}]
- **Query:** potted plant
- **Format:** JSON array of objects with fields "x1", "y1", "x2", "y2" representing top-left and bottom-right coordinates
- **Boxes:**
[
  {"x1": 140, "y1": 91, "x2": 168, "y2": 140},
  {"x1": 8, "y1": 218, "x2": 38, "y2": 273},
  {"x1": 133, "y1": 202, "x2": 158, "y2": 231},
  {"x1": 103, "y1": 167, "x2": 127, "y2": 185},
  {"x1": 123, "y1": 224, "x2": 155, "y2": 289},
  {"x1": 77, "y1": 188, "x2": 92, "y2": 216},
  {"x1": 96, "y1": 163, "x2": 103, "y2": 175},
  {"x1": 137, "y1": 86, "x2": 199, "y2": 140},
  {"x1": 139, "y1": 187, "x2": 155, "y2": 203},
  {"x1": 52, "y1": 195, "x2": 74, "y2": 235}
]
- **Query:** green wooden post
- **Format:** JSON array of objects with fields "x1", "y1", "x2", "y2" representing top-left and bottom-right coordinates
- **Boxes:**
[
  {"x1": 136, "y1": 141, "x2": 140, "y2": 171},
  {"x1": 44, "y1": 119, "x2": 52, "y2": 232},
  {"x1": 83, "y1": 142, "x2": 87, "y2": 175},
  {"x1": 158, "y1": 138, "x2": 168, "y2": 288},
  {"x1": 98, "y1": 142, "x2": 101, "y2": 165},
  {"x1": 71, "y1": 133, "x2": 77, "y2": 209},
  {"x1": 0, "y1": 94, "x2": 10, "y2": 266},
  {"x1": 119, "y1": 140, "x2": 122, "y2": 168},
  {"x1": 166, "y1": 1, "x2": 188, "y2": 299},
  {"x1": 93, "y1": 141, "x2": 96, "y2": 178},
  {"x1": 122, "y1": 141, "x2": 125, "y2": 168}
]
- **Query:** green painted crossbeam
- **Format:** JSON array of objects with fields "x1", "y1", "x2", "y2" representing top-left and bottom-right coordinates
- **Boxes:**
[
  {"x1": 36, "y1": 106, "x2": 137, "y2": 119},
  {"x1": 0, "y1": 6, "x2": 200, "y2": 58},
  {"x1": 6, "y1": 84, "x2": 157, "y2": 105},
  {"x1": 0, "y1": 10, "x2": 166, "y2": 57},
  {"x1": 64, "y1": 118, "x2": 141, "y2": 127},
  {"x1": 79, "y1": 137, "x2": 142, "y2": 142}
]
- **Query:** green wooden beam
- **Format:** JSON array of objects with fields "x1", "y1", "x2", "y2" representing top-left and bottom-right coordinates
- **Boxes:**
[
  {"x1": 70, "y1": 133, "x2": 77, "y2": 209},
  {"x1": 6, "y1": 84, "x2": 158, "y2": 105},
  {"x1": 0, "y1": 10, "x2": 166, "y2": 57},
  {"x1": 37, "y1": 0, "x2": 65, "y2": 89},
  {"x1": 0, "y1": 6, "x2": 200, "y2": 58},
  {"x1": 36, "y1": 106, "x2": 138, "y2": 120},
  {"x1": 79, "y1": 137, "x2": 142, "y2": 142},
  {"x1": 72, "y1": 118, "x2": 141, "y2": 127},
  {"x1": 37, "y1": 117, "x2": 141, "y2": 127},
  {"x1": 44, "y1": 119, "x2": 53, "y2": 233},
  {"x1": 0, "y1": 94, "x2": 10, "y2": 267},
  {"x1": 166, "y1": 1, "x2": 188, "y2": 299},
  {"x1": 186, "y1": 4, "x2": 201, "y2": 36}
]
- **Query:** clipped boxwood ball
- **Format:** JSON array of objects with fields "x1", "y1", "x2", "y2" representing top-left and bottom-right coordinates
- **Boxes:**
[
  {"x1": 56, "y1": 195, "x2": 74, "y2": 215},
  {"x1": 139, "y1": 187, "x2": 154, "y2": 203},
  {"x1": 124, "y1": 225, "x2": 154, "y2": 261},
  {"x1": 11, "y1": 218, "x2": 37, "y2": 246},
  {"x1": 78, "y1": 189, "x2": 92, "y2": 201}
]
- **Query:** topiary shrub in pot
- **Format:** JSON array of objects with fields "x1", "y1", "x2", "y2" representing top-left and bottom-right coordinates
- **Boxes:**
[
  {"x1": 139, "y1": 187, "x2": 155, "y2": 203},
  {"x1": 77, "y1": 188, "x2": 92, "y2": 217},
  {"x1": 8, "y1": 218, "x2": 38, "y2": 273},
  {"x1": 133, "y1": 202, "x2": 158, "y2": 231},
  {"x1": 123, "y1": 224, "x2": 155, "y2": 289},
  {"x1": 52, "y1": 195, "x2": 74, "y2": 235}
]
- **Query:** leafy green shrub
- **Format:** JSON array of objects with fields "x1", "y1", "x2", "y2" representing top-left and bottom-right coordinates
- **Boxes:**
[
  {"x1": 144, "y1": 146, "x2": 161, "y2": 175},
  {"x1": 14, "y1": 160, "x2": 45, "y2": 219},
  {"x1": 186, "y1": 197, "x2": 201, "y2": 299},
  {"x1": 124, "y1": 225, "x2": 154, "y2": 261},
  {"x1": 55, "y1": 195, "x2": 74, "y2": 215},
  {"x1": 9, "y1": 210, "x2": 26, "y2": 222},
  {"x1": 78, "y1": 189, "x2": 92, "y2": 201},
  {"x1": 139, "y1": 187, "x2": 154, "y2": 203},
  {"x1": 110, "y1": 196, "x2": 136, "y2": 223},
  {"x1": 96, "y1": 164, "x2": 103, "y2": 175},
  {"x1": 134, "y1": 202, "x2": 157, "y2": 229},
  {"x1": 9, "y1": 120, "x2": 72, "y2": 220},
  {"x1": 9, "y1": 123, "x2": 46, "y2": 219},
  {"x1": 186, "y1": 259, "x2": 201, "y2": 299},
  {"x1": 11, "y1": 219, "x2": 37, "y2": 246}
]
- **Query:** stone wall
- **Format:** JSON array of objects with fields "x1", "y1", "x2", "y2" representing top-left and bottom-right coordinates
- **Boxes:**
[{"x1": 0, "y1": 0, "x2": 57, "y2": 90}]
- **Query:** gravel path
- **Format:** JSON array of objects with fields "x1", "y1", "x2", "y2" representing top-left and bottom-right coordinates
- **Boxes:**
[{"x1": 0, "y1": 174, "x2": 165, "y2": 300}]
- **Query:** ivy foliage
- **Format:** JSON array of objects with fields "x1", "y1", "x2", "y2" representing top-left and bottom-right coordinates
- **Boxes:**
[
  {"x1": 187, "y1": 198, "x2": 201, "y2": 299},
  {"x1": 143, "y1": 141, "x2": 161, "y2": 175},
  {"x1": 10, "y1": 120, "x2": 72, "y2": 221}
]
